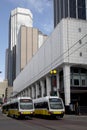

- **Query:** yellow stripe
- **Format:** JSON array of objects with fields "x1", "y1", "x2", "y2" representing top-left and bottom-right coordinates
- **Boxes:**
[{"x1": 34, "y1": 109, "x2": 64, "y2": 115}]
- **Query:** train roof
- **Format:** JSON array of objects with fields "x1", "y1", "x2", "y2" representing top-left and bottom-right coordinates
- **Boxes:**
[
  {"x1": 10, "y1": 96, "x2": 32, "y2": 102},
  {"x1": 33, "y1": 96, "x2": 62, "y2": 103},
  {"x1": 3, "y1": 97, "x2": 32, "y2": 105}
]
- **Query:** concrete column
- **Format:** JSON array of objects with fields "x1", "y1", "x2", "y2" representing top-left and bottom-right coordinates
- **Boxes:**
[
  {"x1": 32, "y1": 85, "x2": 36, "y2": 99},
  {"x1": 30, "y1": 87, "x2": 32, "y2": 98},
  {"x1": 40, "y1": 80, "x2": 44, "y2": 97},
  {"x1": 46, "y1": 76, "x2": 51, "y2": 96},
  {"x1": 63, "y1": 65, "x2": 71, "y2": 106},
  {"x1": 35, "y1": 83, "x2": 39, "y2": 98},
  {"x1": 56, "y1": 73, "x2": 60, "y2": 97},
  {"x1": 25, "y1": 89, "x2": 27, "y2": 96},
  {"x1": 32, "y1": 86, "x2": 34, "y2": 99},
  {"x1": 23, "y1": 91, "x2": 25, "y2": 97},
  {"x1": 29, "y1": 86, "x2": 31, "y2": 97},
  {"x1": 27, "y1": 87, "x2": 30, "y2": 97},
  {"x1": 24, "y1": 90, "x2": 26, "y2": 96},
  {"x1": 28, "y1": 87, "x2": 32, "y2": 97},
  {"x1": 21, "y1": 92, "x2": 23, "y2": 97}
]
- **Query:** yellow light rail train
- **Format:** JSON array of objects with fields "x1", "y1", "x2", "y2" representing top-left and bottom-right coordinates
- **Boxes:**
[
  {"x1": 2, "y1": 97, "x2": 34, "y2": 119},
  {"x1": 33, "y1": 96, "x2": 65, "y2": 119}
]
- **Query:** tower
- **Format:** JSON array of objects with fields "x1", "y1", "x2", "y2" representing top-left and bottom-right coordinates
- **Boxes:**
[
  {"x1": 54, "y1": 0, "x2": 86, "y2": 27},
  {"x1": 8, "y1": 7, "x2": 33, "y2": 86}
]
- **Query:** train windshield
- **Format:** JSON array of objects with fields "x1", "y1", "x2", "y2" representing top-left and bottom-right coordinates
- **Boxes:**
[
  {"x1": 49, "y1": 98, "x2": 63, "y2": 109},
  {"x1": 20, "y1": 99, "x2": 33, "y2": 110}
]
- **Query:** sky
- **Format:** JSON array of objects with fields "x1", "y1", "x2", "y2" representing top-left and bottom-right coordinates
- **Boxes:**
[{"x1": 0, "y1": 0, "x2": 54, "y2": 81}]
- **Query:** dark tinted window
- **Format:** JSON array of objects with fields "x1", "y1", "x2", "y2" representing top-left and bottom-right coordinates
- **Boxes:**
[
  {"x1": 60, "y1": 0, "x2": 63, "y2": 19},
  {"x1": 74, "y1": 79, "x2": 79, "y2": 85},
  {"x1": 70, "y1": 0, "x2": 76, "y2": 18},
  {"x1": 82, "y1": 79, "x2": 86, "y2": 86},
  {"x1": 20, "y1": 99, "x2": 32, "y2": 103},
  {"x1": 49, "y1": 98, "x2": 63, "y2": 109},
  {"x1": 77, "y1": 0, "x2": 86, "y2": 19},
  {"x1": 54, "y1": 0, "x2": 60, "y2": 27},
  {"x1": 81, "y1": 68, "x2": 87, "y2": 73},
  {"x1": 78, "y1": 0, "x2": 85, "y2": 7},
  {"x1": 65, "y1": 0, "x2": 68, "y2": 17}
]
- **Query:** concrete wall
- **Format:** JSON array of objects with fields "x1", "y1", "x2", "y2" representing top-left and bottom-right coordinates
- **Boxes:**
[{"x1": 13, "y1": 18, "x2": 87, "y2": 93}]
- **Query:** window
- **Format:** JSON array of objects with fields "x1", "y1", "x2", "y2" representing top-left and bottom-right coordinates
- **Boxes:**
[
  {"x1": 49, "y1": 98, "x2": 63, "y2": 109},
  {"x1": 80, "y1": 52, "x2": 82, "y2": 57},
  {"x1": 79, "y1": 40, "x2": 82, "y2": 44},
  {"x1": 69, "y1": 0, "x2": 76, "y2": 18},
  {"x1": 81, "y1": 68, "x2": 86, "y2": 73},
  {"x1": 60, "y1": 0, "x2": 63, "y2": 19},
  {"x1": 71, "y1": 67, "x2": 87, "y2": 87},
  {"x1": 34, "y1": 102, "x2": 49, "y2": 109},
  {"x1": 78, "y1": 28, "x2": 81, "y2": 32},
  {"x1": 82, "y1": 79, "x2": 85, "y2": 86},
  {"x1": 65, "y1": 0, "x2": 68, "y2": 18},
  {"x1": 74, "y1": 79, "x2": 79, "y2": 86},
  {"x1": 73, "y1": 68, "x2": 79, "y2": 73},
  {"x1": 77, "y1": 0, "x2": 86, "y2": 20}
]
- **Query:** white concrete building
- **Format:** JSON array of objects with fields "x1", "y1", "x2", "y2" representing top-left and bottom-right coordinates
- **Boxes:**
[{"x1": 13, "y1": 18, "x2": 87, "y2": 111}]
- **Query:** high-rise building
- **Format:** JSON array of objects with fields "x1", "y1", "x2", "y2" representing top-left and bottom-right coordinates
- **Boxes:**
[
  {"x1": 5, "y1": 49, "x2": 9, "y2": 80},
  {"x1": 8, "y1": 7, "x2": 33, "y2": 86},
  {"x1": 16, "y1": 26, "x2": 48, "y2": 76},
  {"x1": 54, "y1": 0, "x2": 86, "y2": 27},
  {"x1": 7, "y1": 7, "x2": 47, "y2": 86}
]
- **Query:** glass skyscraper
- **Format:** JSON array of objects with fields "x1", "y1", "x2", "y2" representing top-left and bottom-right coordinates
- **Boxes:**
[{"x1": 54, "y1": 0, "x2": 86, "y2": 27}]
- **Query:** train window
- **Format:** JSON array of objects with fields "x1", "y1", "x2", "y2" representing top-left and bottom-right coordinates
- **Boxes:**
[
  {"x1": 43, "y1": 102, "x2": 49, "y2": 109},
  {"x1": 20, "y1": 102, "x2": 33, "y2": 110},
  {"x1": 20, "y1": 99, "x2": 32, "y2": 103},
  {"x1": 14, "y1": 102, "x2": 18, "y2": 109},
  {"x1": 49, "y1": 98, "x2": 63, "y2": 109},
  {"x1": 34, "y1": 103, "x2": 37, "y2": 108},
  {"x1": 49, "y1": 98, "x2": 59, "y2": 102},
  {"x1": 34, "y1": 102, "x2": 49, "y2": 109}
]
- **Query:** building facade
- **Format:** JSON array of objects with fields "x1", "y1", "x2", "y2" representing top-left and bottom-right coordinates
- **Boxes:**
[
  {"x1": 0, "y1": 80, "x2": 8, "y2": 104},
  {"x1": 54, "y1": 0, "x2": 86, "y2": 27},
  {"x1": 13, "y1": 18, "x2": 87, "y2": 113},
  {"x1": 7, "y1": 7, "x2": 33, "y2": 86},
  {"x1": 16, "y1": 26, "x2": 48, "y2": 76},
  {"x1": 5, "y1": 49, "x2": 9, "y2": 80}
]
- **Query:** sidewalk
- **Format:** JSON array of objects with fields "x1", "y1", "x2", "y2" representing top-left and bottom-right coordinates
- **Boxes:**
[{"x1": 64, "y1": 114, "x2": 87, "y2": 121}]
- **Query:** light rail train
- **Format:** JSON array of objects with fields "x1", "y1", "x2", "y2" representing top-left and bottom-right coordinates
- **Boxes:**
[
  {"x1": 33, "y1": 96, "x2": 65, "y2": 119},
  {"x1": 2, "y1": 97, "x2": 34, "y2": 119}
]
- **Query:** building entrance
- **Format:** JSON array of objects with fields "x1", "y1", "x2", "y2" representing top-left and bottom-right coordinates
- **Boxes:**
[{"x1": 71, "y1": 92, "x2": 87, "y2": 115}]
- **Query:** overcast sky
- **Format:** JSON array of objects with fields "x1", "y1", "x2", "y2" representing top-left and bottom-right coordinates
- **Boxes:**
[{"x1": 0, "y1": 0, "x2": 54, "y2": 81}]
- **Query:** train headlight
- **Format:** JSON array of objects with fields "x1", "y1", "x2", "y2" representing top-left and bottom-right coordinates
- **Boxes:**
[{"x1": 48, "y1": 111, "x2": 53, "y2": 115}]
